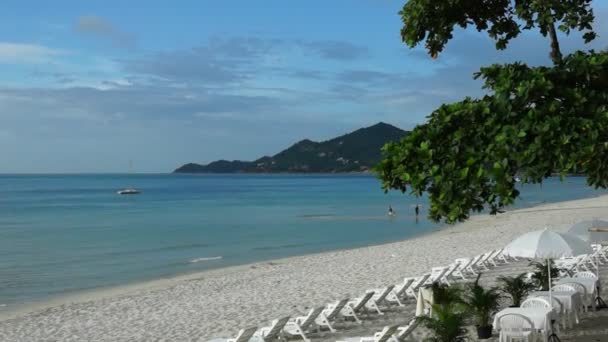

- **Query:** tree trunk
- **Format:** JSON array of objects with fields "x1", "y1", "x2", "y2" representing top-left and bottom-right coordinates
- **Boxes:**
[{"x1": 547, "y1": 22, "x2": 562, "y2": 64}]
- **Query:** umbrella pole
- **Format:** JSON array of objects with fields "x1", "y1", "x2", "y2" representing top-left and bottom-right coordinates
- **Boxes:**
[{"x1": 547, "y1": 258, "x2": 552, "y2": 302}]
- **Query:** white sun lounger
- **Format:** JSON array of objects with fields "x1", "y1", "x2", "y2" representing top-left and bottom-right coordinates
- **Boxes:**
[
  {"x1": 389, "y1": 318, "x2": 419, "y2": 342},
  {"x1": 427, "y1": 267, "x2": 450, "y2": 285},
  {"x1": 315, "y1": 298, "x2": 349, "y2": 332},
  {"x1": 337, "y1": 325, "x2": 399, "y2": 342},
  {"x1": 227, "y1": 327, "x2": 258, "y2": 342},
  {"x1": 283, "y1": 307, "x2": 324, "y2": 342},
  {"x1": 475, "y1": 250, "x2": 495, "y2": 270},
  {"x1": 385, "y1": 277, "x2": 415, "y2": 306},
  {"x1": 341, "y1": 291, "x2": 375, "y2": 323},
  {"x1": 452, "y1": 258, "x2": 475, "y2": 280},
  {"x1": 406, "y1": 274, "x2": 430, "y2": 299},
  {"x1": 253, "y1": 317, "x2": 290, "y2": 342},
  {"x1": 366, "y1": 285, "x2": 395, "y2": 314},
  {"x1": 439, "y1": 263, "x2": 460, "y2": 285}
]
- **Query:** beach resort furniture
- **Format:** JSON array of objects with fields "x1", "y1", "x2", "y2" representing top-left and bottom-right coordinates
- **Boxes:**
[
  {"x1": 523, "y1": 296, "x2": 564, "y2": 331},
  {"x1": 341, "y1": 291, "x2": 375, "y2": 323},
  {"x1": 438, "y1": 262, "x2": 460, "y2": 285},
  {"x1": 405, "y1": 274, "x2": 430, "y2": 299},
  {"x1": 366, "y1": 285, "x2": 395, "y2": 314},
  {"x1": 316, "y1": 298, "x2": 349, "y2": 332},
  {"x1": 283, "y1": 307, "x2": 324, "y2": 342},
  {"x1": 227, "y1": 327, "x2": 258, "y2": 342},
  {"x1": 486, "y1": 249, "x2": 507, "y2": 267},
  {"x1": 474, "y1": 250, "x2": 495, "y2": 271},
  {"x1": 385, "y1": 278, "x2": 415, "y2": 306},
  {"x1": 253, "y1": 317, "x2": 290, "y2": 342},
  {"x1": 495, "y1": 313, "x2": 538, "y2": 342},
  {"x1": 493, "y1": 307, "x2": 556, "y2": 341},
  {"x1": 531, "y1": 290, "x2": 582, "y2": 328},
  {"x1": 451, "y1": 258, "x2": 474, "y2": 280},
  {"x1": 426, "y1": 267, "x2": 450, "y2": 285},
  {"x1": 389, "y1": 318, "x2": 418, "y2": 342},
  {"x1": 337, "y1": 325, "x2": 399, "y2": 342},
  {"x1": 574, "y1": 271, "x2": 598, "y2": 279},
  {"x1": 555, "y1": 279, "x2": 595, "y2": 311}
]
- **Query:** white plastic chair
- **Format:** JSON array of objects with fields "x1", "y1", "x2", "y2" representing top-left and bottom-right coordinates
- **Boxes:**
[
  {"x1": 574, "y1": 271, "x2": 598, "y2": 279},
  {"x1": 227, "y1": 327, "x2": 258, "y2": 342},
  {"x1": 552, "y1": 284, "x2": 580, "y2": 326},
  {"x1": 498, "y1": 313, "x2": 538, "y2": 342},
  {"x1": 283, "y1": 307, "x2": 324, "y2": 342},
  {"x1": 521, "y1": 297, "x2": 551, "y2": 309},
  {"x1": 559, "y1": 282, "x2": 589, "y2": 312}
]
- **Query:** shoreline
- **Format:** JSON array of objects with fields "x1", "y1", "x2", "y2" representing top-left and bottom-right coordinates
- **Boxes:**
[
  {"x1": 2, "y1": 189, "x2": 603, "y2": 320},
  {"x1": 0, "y1": 194, "x2": 608, "y2": 322},
  {"x1": 2, "y1": 194, "x2": 608, "y2": 341}
]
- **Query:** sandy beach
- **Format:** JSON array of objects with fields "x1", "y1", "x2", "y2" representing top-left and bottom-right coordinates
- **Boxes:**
[{"x1": 2, "y1": 194, "x2": 608, "y2": 342}]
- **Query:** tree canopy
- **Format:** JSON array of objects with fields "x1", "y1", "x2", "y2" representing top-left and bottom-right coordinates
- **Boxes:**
[{"x1": 377, "y1": 0, "x2": 608, "y2": 223}]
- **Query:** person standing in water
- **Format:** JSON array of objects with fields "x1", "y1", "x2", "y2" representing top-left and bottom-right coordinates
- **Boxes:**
[
  {"x1": 388, "y1": 205, "x2": 395, "y2": 216},
  {"x1": 414, "y1": 204, "x2": 420, "y2": 223}
]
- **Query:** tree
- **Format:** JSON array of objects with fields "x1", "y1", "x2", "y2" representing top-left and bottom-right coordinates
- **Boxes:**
[{"x1": 377, "y1": 0, "x2": 608, "y2": 223}]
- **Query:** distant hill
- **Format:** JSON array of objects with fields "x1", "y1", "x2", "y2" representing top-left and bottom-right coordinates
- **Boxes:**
[{"x1": 173, "y1": 122, "x2": 408, "y2": 173}]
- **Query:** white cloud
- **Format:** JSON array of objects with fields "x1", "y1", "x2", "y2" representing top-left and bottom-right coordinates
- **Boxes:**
[{"x1": 0, "y1": 42, "x2": 64, "y2": 64}]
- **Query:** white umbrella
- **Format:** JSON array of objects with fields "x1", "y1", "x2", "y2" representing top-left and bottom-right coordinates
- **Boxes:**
[
  {"x1": 502, "y1": 228, "x2": 593, "y2": 303},
  {"x1": 568, "y1": 219, "x2": 608, "y2": 244}
]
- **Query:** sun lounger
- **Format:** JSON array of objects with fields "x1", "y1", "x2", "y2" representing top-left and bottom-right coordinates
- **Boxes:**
[
  {"x1": 315, "y1": 298, "x2": 349, "y2": 332},
  {"x1": 406, "y1": 274, "x2": 430, "y2": 299},
  {"x1": 227, "y1": 327, "x2": 258, "y2": 342},
  {"x1": 253, "y1": 317, "x2": 290, "y2": 342},
  {"x1": 389, "y1": 318, "x2": 418, "y2": 342},
  {"x1": 366, "y1": 285, "x2": 395, "y2": 314},
  {"x1": 452, "y1": 258, "x2": 474, "y2": 280},
  {"x1": 283, "y1": 307, "x2": 324, "y2": 342},
  {"x1": 341, "y1": 291, "x2": 375, "y2": 323},
  {"x1": 474, "y1": 250, "x2": 495, "y2": 270},
  {"x1": 385, "y1": 278, "x2": 415, "y2": 306},
  {"x1": 427, "y1": 267, "x2": 450, "y2": 285},
  {"x1": 338, "y1": 325, "x2": 399, "y2": 342}
]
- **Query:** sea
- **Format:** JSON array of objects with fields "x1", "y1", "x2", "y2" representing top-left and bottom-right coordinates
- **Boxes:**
[{"x1": 0, "y1": 174, "x2": 605, "y2": 311}]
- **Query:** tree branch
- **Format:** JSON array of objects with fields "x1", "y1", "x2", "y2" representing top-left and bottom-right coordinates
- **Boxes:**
[{"x1": 547, "y1": 21, "x2": 563, "y2": 64}]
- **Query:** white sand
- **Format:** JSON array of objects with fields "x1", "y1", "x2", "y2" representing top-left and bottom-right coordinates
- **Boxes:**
[{"x1": 1, "y1": 194, "x2": 608, "y2": 342}]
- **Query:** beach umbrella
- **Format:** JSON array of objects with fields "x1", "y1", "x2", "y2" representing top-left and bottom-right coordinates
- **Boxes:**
[
  {"x1": 502, "y1": 228, "x2": 593, "y2": 303},
  {"x1": 568, "y1": 219, "x2": 608, "y2": 244}
]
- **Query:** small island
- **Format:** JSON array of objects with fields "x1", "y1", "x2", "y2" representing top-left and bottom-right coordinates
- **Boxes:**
[{"x1": 174, "y1": 122, "x2": 408, "y2": 173}]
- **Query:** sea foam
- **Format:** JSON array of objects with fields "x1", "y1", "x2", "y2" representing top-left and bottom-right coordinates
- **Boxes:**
[{"x1": 189, "y1": 256, "x2": 223, "y2": 263}]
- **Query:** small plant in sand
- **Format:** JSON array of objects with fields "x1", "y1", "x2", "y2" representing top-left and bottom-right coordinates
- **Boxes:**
[
  {"x1": 461, "y1": 275, "x2": 502, "y2": 339},
  {"x1": 417, "y1": 303, "x2": 468, "y2": 342},
  {"x1": 529, "y1": 260, "x2": 559, "y2": 290},
  {"x1": 497, "y1": 272, "x2": 536, "y2": 307}
]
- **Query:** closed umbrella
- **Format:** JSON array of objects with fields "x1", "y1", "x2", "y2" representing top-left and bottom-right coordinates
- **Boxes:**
[{"x1": 502, "y1": 228, "x2": 593, "y2": 302}]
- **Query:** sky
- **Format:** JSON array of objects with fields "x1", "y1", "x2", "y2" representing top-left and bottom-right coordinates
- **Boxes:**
[{"x1": 1, "y1": 0, "x2": 607, "y2": 173}]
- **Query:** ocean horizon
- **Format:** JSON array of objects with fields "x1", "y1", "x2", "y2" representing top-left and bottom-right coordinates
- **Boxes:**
[{"x1": 1, "y1": 173, "x2": 606, "y2": 312}]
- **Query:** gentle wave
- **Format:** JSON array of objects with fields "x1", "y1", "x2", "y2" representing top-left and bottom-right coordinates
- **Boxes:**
[{"x1": 189, "y1": 256, "x2": 223, "y2": 263}]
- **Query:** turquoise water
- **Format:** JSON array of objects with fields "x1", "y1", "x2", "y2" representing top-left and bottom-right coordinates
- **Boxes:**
[{"x1": 0, "y1": 174, "x2": 604, "y2": 310}]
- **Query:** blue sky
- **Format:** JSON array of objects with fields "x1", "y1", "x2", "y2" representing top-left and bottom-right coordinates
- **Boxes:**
[{"x1": 1, "y1": 0, "x2": 607, "y2": 173}]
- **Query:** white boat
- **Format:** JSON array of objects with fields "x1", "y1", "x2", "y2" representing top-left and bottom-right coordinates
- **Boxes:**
[
  {"x1": 117, "y1": 188, "x2": 141, "y2": 195},
  {"x1": 117, "y1": 160, "x2": 141, "y2": 195}
]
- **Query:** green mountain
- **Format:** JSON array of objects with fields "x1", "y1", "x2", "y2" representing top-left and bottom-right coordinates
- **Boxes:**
[{"x1": 173, "y1": 122, "x2": 408, "y2": 173}]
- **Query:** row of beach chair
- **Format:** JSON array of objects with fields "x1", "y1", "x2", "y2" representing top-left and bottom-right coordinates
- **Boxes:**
[{"x1": 222, "y1": 248, "x2": 514, "y2": 342}]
